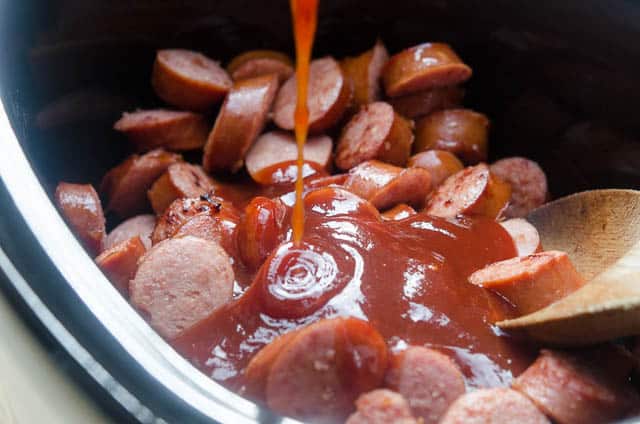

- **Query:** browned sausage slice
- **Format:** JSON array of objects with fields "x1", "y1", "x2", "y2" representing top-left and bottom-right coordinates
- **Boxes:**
[
  {"x1": 113, "y1": 109, "x2": 209, "y2": 152},
  {"x1": 105, "y1": 214, "x2": 155, "y2": 250},
  {"x1": 490, "y1": 157, "x2": 549, "y2": 218},
  {"x1": 265, "y1": 317, "x2": 389, "y2": 422},
  {"x1": 414, "y1": 109, "x2": 490, "y2": 164},
  {"x1": 344, "y1": 160, "x2": 431, "y2": 210},
  {"x1": 335, "y1": 102, "x2": 414, "y2": 170},
  {"x1": 151, "y1": 195, "x2": 232, "y2": 244},
  {"x1": 95, "y1": 236, "x2": 146, "y2": 295},
  {"x1": 513, "y1": 349, "x2": 640, "y2": 424},
  {"x1": 385, "y1": 346, "x2": 465, "y2": 424},
  {"x1": 55, "y1": 182, "x2": 106, "y2": 255},
  {"x1": 273, "y1": 57, "x2": 352, "y2": 134},
  {"x1": 227, "y1": 50, "x2": 294, "y2": 84},
  {"x1": 237, "y1": 197, "x2": 287, "y2": 270},
  {"x1": 468, "y1": 251, "x2": 585, "y2": 316},
  {"x1": 382, "y1": 43, "x2": 472, "y2": 97},
  {"x1": 306, "y1": 173, "x2": 348, "y2": 189},
  {"x1": 130, "y1": 235, "x2": 234, "y2": 339},
  {"x1": 172, "y1": 212, "x2": 239, "y2": 258},
  {"x1": 440, "y1": 388, "x2": 550, "y2": 424},
  {"x1": 390, "y1": 86, "x2": 465, "y2": 119},
  {"x1": 408, "y1": 150, "x2": 464, "y2": 188},
  {"x1": 245, "y1": 131, "x2": 333, "y2": 184},
  {"x1": 203, "y1": 74, "x2": 279, "y2": 173},
  {"x1": 101, "y1": 149, "x2": 182, "y2": 218},
  {"x1": 499, "y1": 218, "x2": 541, "y2": 257},
  {"x1": 425, "y1": 163, "x2": 511, "y2": 219},
  {"x1": 346, "y1": 389, "x2": 418, "y2": 424},
  {"x1": 341, "y1": 40, "x2": 389, "y2": 107},
  {"x1": 147, "y1": 162, "x2": 216, "y2": 215},
  {"x1": 304, "y1": 187, "x2": 381, "y2": 221},
  {"x1": 152, "y1": 49, "x2": 231, "y2": 111},
  {"x1": 381, "y1": 204, "x2": 416, "y2": 221}
]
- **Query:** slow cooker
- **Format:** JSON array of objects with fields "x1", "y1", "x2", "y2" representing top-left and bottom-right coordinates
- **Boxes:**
[{"x1": 1, "y1": 0, "x2": 639, "y2": 422}]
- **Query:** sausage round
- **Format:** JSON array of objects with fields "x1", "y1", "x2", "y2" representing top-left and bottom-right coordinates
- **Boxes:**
[
  {"x1": 346, "y1": 389, "x2": 418, "y2": 424},
  {"x1": 385, "y1": 346, "x2": 466, "y2": 424},
  {"x1": 425, "y1": 163, "x2": 511, "y2": 219},
  {"x1": 95, "y1": 236, "x2": 146, "y2": 295},
  {"x1": 340, "y1": 40, "x2": 389, "y2": 107},
  {"x1": 439, "y1": 388, "x2": 550, "y2": 424},
  {"x1": 414, "y1": 109, "x2": 489, "y2": 164},
  {"x1": 245, "y1": 131, "x2": 333, "y2": 185},
  {"x1": 390, "y1": 86, "x2": 465, "y2": 119},
  {"x1": 237, "y1": 196, "x2": 287, "y2": 270},
  {"x1": 490, "y1": 157, "x2": 549, "y2": 218},
  {"x1": 304, "y1": 187, "x2": 381, "y2": 221},
  {"x1": 105, "y1": 214, "x2": 155, "y2": 250},
  {"x1": 101, "y1": 149, "x2": 181, "y2": 218},
  {"x1": 408, "y1": 150, "x2": 464, "y2": 188},
  {"x1": 147, "y1": 162, "x2": 216, "y2": 215},
  {"x1": 335, "y1": 102, "x2": 414, "y2": 170},
  {"x1": 265, "y1": 317, "x2": 388, "y2": 422},
  {"x1": 499, "y1": 218, "x2": 541, "y2": 257},
  {"x1": 468, "y1": 251, "x2": 586, "y2": 316},
  {"x1": 381, "y1": 204, "x2": 417, "y2": 221},
  {"x1": 382, "y1": 43, "x2": 472, "y2": 97},
  {"x1": 203, "y1": 74, "x2": 279, "y2": 173},
  {"x1": 513, "y1": 349, "x2": 639, "y2": 424},
  {"x1": 344, "y1": 160, "x2": 432, "y2": 210},
  {"x1": 130, "y1": 235, "x2": 234, "y2": 339},
  {"x1": 55, "y1": 182, "x2": 106, "y2": 256},
  {"x1": 273, "y1": 57, "x2": 352, "y2": 134},
  {"x1": 152, "y1": 49, "x2": 231, "y2": 111},
  {"x1": 227, "y1": 50, "x2": 294, "y2": 84},
  {"x1": 113, "y1": 109, "x2": 209, "y2": 152}
]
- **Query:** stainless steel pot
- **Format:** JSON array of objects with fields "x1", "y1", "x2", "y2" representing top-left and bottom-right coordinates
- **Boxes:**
[{"x1": 1, "y1": 1, "x2": 639, "y2": 422}]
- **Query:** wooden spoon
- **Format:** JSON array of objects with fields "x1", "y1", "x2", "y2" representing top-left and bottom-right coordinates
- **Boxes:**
[{"x1": 497, "y1": 189, "x2": 640, "y2": 346}]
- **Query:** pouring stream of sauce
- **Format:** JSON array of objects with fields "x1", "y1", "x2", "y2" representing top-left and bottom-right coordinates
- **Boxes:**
[{"x1": 290, "y1": 0, "x2": 319, "y2": 244}]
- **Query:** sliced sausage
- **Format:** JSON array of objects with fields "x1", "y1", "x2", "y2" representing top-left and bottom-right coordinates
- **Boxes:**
[
  {"x1": 385, "y1": 346, "x2": 466, "y2": 424},
  {"x1": 306, "y1": 173, "x2": 348, "y2": 189},
  {"x1": 237, "y1": 197, "x2": 287, "y2": 270},
  {"x1": 513, "y1": 349, "x2": 640, "y2": 424},
  {"x1": 440, "y1": 388, "x2": 550, "y2": 424},
  {"x1": 382, "y1": 43, "x2": 472, "y2": 97},
  {"x1": 245, "y1": 131, "x2": 333, "y2": 185},
  {"x1": 113, "y1": 109, "x2": 209, "y2": 152},
  {"x1": 265, "y1": 317, "x2": 388, "y2": 423},
  {"x1": 468, "y1": 251, "x2": 586, "y2": 316},
  {"x1": 151, "y1": 194, "x2": 238, "y2": 247},
  {"x1": 340, "y1": 40, "x2": 389, "y2": 107},
  {"x1": 390, "y1": 86, "x2": 465, "y2": 119},
  {"x1": 147, "y1": 162, "x2": 216, "y2": 215},
  {"x1": 203, "y1": 74, "x2": 279, "y2": 173},
  {"x1": 344, "y1": 160, "x2": 431, "y2": 210},
  {"x1": 101, "y1": 149, "x2": 182, "y2": 218},
  {"x1": 130, "y1": 235, "x2": 234, "y2": 339},
  {"x1": 499, "y1": 218, "x2": 542, "y2": 257},
  {"x1": 105, "y1": 214, "x2": 155, "y2": 250},
  {"x1": 490, "y1": 157, "x2": 549, "y2": 218},
  {"x1": 95, "y1": 236, "x2": 146, "y2": 295},
  {"x1": 346, "y1": 389, "x2": 418, "y2": 424},
  {"x1": 381, "y1": 204, "x2": 416, "y2": 221},
  {"x1": 227, "y1": 50, "x2": 294, "y2": 84},
  {"x1": 152, "y1": 49, "x2": 231, "y2": 111},
  {"x1": 173, "y1": 212, "x2": 239, "y2": 258},
  {"x1": 55, "y1": 183, "x2": 106, "y2": 256},
  {"x1": 408, "y1": 150, "x2": 464, "y2": 188},
  {"x1": 335, "y1": 102, "x2": 414, "y2": 170},
  {"x1": 304, "y1": 187, "x2": 381, "y2": 221},
  {"x1": 414, "y1": 109, "x2": 489, "y2": 164},
  {"x1": 273, "y1": 57, "x2": 352, "y2": 134},
  {"x1": 243, "y1": 330, "x2": 299, "y2": 402},
  {"x1": 425, "y1": 163, "x2": 511, "y2": 219}
]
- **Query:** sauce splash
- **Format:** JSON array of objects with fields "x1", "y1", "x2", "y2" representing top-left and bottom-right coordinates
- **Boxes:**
[{"x1": 290, "y1": 0, "x2": 319, "y2": 244}]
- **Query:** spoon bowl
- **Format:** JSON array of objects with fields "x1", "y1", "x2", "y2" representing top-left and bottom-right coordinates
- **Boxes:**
[{"x1": 497, "y1": 189, "x2": 640, "y2": 345}]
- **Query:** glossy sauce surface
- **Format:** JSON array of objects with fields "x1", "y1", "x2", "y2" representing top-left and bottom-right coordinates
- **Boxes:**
[{"x1": 173, "y1": 188, "x2": 535, "y2": 392}]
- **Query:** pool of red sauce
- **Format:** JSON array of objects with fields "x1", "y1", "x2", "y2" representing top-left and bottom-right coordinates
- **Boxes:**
[{"x1": 173, "y1": 177, "x2": 536, "y2": 393}]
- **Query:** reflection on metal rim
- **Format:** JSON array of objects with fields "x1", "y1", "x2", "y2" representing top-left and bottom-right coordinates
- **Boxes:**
[{"x1": 0, "y1": 98, "x2": 297, "y2": 423}]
